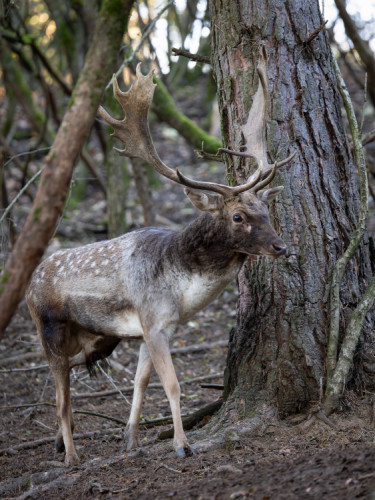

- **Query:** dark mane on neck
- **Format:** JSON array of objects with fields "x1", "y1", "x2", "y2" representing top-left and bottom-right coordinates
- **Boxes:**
[{"x1": 173, "y1": 213, "x2": 244, "y2": 273}]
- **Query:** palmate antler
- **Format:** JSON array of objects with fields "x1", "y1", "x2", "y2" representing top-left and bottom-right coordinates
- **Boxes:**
[{"x1": 98, "y1": 62, "x2": 294, "y2": 198}]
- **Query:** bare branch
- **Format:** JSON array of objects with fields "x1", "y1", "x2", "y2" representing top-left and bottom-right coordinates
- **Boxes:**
[
  {"x1": 107, "y1": 0, "x2": 174, "y2": 90},
  {"x1": 194, "y1": 149, "x2": 224, "y2": 162},
  {"x1": 171, "y1": 47, "x2": 210, "y2": 64},
  {"x1": 0, "y1": 167, "x2": 45, "y2": 225},
  {"x1": 0, "y1": 427, "x2": 122, "y2": 455},
  {"x1": 155, "y1": 463, "x2": 182, "y2": 474},
  {"x1": 304, "y1": 20, "x2": 328, "y2": 45},
  {"x1": 71, "y1": 373, "x2": 223, "y2": 400},
  {"x1": 200, "y1": 383, "x2": 224, "y2": 390},
  {"x1": 0, "y1": 364, "x2": 48, "y2": 373},
  {"x1": 80, "y1": 150, "x2": 106, "y2": 194},
  {"x1": 157, "y1": 399, "x2": 223, "y2": 440},
  {"x1": 334, "y1": 0, "x2": 375, "y2": 106},
  {"x1": 362, "y1": 129, "x2": 375, "y2": 146},
  {"x1": 0, "y1": 351, "x2": 42, "y2": 367}
]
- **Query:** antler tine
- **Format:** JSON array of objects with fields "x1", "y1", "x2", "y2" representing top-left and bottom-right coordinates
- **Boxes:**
[
  {"x1": 249, "y1": 151, "x2": 297, "y2": 193},
  {"x1": 175, "y1": 167, "x2": 262, "y2": 197},
  {"x1": 98, "y1": 66, "x2": 162, "y2": 166},
  {"x1": 252, "y1": 163, "x2": 277, "y2": 193}
]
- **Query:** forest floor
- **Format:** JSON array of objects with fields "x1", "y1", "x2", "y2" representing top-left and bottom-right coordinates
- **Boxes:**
[
  {"x1": 2, "y1": 286, "x2": 375, "y2": 499},
  {"x1": 1, "y1": 114, "x2": 375, "y2": 499}
]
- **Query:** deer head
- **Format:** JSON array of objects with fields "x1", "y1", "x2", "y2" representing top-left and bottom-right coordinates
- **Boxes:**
[{"x1": 98, "y1": 61, "x2": 294, "y2": 259}]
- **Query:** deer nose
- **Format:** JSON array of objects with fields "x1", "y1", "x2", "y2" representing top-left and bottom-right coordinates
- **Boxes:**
[{"x1": 272, "y1": 243, "x2": 287, "y2": 255}]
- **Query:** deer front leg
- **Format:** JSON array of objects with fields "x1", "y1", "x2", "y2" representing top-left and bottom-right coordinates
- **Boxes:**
[
  {"x1": 145, "y1": 328, "x2": 194, "y2": 458},
  {"x1": 124, "y1": 342, "x2": 153, "y2": 450}
]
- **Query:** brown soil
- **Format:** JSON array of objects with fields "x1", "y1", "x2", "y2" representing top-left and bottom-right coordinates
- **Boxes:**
[{"x1": 1, "y1": 296, "x2": 375, "y2": 499}]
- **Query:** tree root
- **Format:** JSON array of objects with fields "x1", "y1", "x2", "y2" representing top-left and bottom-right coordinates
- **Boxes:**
[{"x1": 299, "y1": 408, "x2": 339, "y2": 432}]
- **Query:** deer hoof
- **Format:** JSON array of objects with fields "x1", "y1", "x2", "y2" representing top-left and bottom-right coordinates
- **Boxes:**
[
  {"x1": 126, "y1": 437, "x2": 141, "y2": 451},
  {"x1": 176, "y1": 444, "x2": 196, "y2": 458},
  {"x1": 124, "y1": 426, "x2": 141, "y2": 451},
  {"x1": 64, "y1": 452, "x2": 80, "y2": 467}
]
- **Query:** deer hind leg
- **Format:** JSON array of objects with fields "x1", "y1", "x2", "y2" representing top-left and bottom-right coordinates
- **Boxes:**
[
  {"x1": 41, "y1": 317, "x2": 79, "y2": 466},
  {"x1": 53, "y1": 363, "x2": 78, "y2": 466},
  {"x1": 124, "y1": 342, "x2": 152, "y2": 450},
  {"x1": 145, "y1": 327, "x2": 195, "y2": 458}
]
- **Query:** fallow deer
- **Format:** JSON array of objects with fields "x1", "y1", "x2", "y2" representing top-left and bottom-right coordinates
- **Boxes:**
[{"x1": 26, "y1": 60, "x2": 295, "y2": 465}]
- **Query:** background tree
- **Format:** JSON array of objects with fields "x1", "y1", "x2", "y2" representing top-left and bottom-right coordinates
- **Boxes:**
[
  {"x1": 208, "y1": 0, "x2": 375, "y2": 422},
  {"x1": 329, "y1": 0, "x2": 375, "y2": 237},
  {"x1": 0, "y1": 0, "x2": 135, "y2": 336}
]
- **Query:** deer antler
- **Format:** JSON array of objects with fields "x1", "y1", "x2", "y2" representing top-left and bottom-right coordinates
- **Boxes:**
[{"x1": 98, "y1": 64, "x2": 266, "y2": 198}]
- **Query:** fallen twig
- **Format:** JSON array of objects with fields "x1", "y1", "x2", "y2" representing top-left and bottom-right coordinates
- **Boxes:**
[
  {"x1": 97, "y1": 362, "x2": 131, "y2": 406},
  {"x1": 71, "y1": 372, "x2": 223, "y2": 399},
  {"x1": 0, "y1": 427, "x2": 121, "y2": 455},
  {"x1": 170, "y1": 340, "x2": 228, "y2": 354},
  {"x1": 155, "y1": 463, "x2": 182, "y2": 474},
  {"x1": 0, "y1": 351, "x2": 42, "y2": 367},
  {"x1": 73, "y1": 409, "x2": 128, "y2": 426},
  {"x1": 0, "y1": 364, "x2": 49, "y2": 373},
  {"x1": 200, "y1": 383, "x2": 224, "y2": 390},
  {"x1": 158, "y1": 399, "x2": 223, "y2": 440},
  {"x1": 0, "y1": 401, "x2": 55, "y2": 410}
]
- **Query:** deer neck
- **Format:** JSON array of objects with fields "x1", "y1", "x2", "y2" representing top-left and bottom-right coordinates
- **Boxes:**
[{"x1": 175, "y1": 213, "x2": 246, "y2": 275}]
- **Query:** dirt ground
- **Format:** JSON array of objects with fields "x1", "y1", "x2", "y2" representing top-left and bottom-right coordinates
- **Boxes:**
[
  {"x1": 2, "y1": 294, "x2": 375, "y2": 500},
  {"x1": 1, "y1": 122, "x2": 375, "y2": 499}
]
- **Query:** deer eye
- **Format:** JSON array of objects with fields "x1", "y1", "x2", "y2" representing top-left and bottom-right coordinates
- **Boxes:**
[{"x1": 233, "y1": 214, "x2": 243, "y2": 223}]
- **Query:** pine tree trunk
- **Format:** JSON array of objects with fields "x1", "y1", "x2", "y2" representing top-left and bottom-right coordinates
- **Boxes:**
[{"x1": 208, "y1": 0, "x2": 375, "y2": 418}]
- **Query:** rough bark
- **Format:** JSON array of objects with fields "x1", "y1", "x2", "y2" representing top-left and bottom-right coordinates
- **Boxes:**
[
  {"x1": 208, "y1": 0, "x2": 375, "y2": 419},
  {"x1": 0, "y1": 0, "x2": 135, "y2": 337}
]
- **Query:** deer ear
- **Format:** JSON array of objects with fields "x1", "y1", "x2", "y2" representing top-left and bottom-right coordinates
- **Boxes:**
[
  {"x1": 184, "y1": 188, "x2": 224, "y2": 213},
  {"x1": 260, "y1": 186, "x2": 284, "y2": 204}
]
